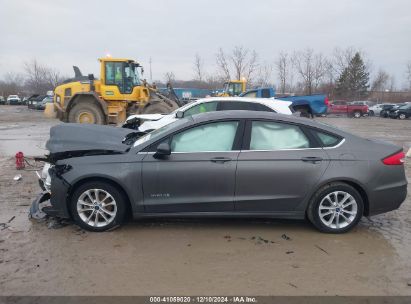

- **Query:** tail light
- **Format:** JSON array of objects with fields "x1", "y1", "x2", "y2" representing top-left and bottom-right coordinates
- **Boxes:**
[
  {"x1": 382, "y1": 151, "x2": 405, "y2": 165},
  {"x1": 324, "y1": 97, "x2": 329, "y2": 106}
]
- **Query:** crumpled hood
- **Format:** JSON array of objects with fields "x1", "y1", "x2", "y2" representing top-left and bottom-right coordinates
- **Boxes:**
[
  {"x1": 46, "y1": 123, "x2": 134, "y2": 154},
  {"x1": 126, "y1": 113, "x2": 167, "y2": 122}
]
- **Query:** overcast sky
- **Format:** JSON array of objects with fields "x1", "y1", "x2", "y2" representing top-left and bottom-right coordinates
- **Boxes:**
[{"x1": 1, "y1": 0, "x2": 411, "y2": 86}]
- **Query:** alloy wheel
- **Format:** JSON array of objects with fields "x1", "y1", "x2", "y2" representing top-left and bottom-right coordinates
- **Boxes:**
[
  {"x1": 399, "y1": 113, "x2": 406, "y2": 120},
  {"x1": 76, "y1": 189, "x2": 117, "y2": 227},
  {"x1": 318, "y1": 191, "x2": 358, "y2": 229}
]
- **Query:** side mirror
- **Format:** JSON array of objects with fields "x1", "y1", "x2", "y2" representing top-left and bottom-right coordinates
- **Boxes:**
[
  {"x1": 154, "y1": 142, "x2": 171, "y2": 158},
  {"x1": 175, "y1": 111, "x2": 184, "y2": 119}
]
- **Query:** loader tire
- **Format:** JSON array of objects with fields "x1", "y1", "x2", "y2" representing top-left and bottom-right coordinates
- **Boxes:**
[
  {"x1": 68, "y1": 102, "x2": 105, "y2": 124},
  {"x1": 142, "y1": 102, "x2": 177, "y2": 114}
]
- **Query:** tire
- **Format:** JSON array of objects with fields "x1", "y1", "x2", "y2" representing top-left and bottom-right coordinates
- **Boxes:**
[
  {"x1": 369, "y1": 110, "x2": 374, "y2": 116},
  {"x1": 68, "y1": 102, "x2": 105, "y2": 124},
  {"x1": 353, "y1": 111, "x2": 361, "y2": 118},
  {"x1": 399, "y1": 113, "x2": 406, "y2": 120},
  {"x1": 307, "y1": 182, "x2": 364, "y2": 233},
  {"x1": 70, "y1": 181, "x2": 127, "y2": 232},
  {"x1": 142, "y1": 101, "x2": 176, "y2": 114}
]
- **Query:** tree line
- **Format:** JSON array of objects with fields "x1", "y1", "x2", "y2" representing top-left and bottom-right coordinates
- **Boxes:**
[
  {"x1": 0, "y1": 59, "x2": 66, "y2": 98},
  {"x1": 2, "y1": 48, "x2": 411, "y2": 103},
  {"x1": 185, "y1": 46, "x2": 411, "y2": 102}
]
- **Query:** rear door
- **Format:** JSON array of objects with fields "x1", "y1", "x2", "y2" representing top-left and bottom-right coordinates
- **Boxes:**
[
  {"x1": 235, "y1": 120, "x2": 329, "y2": 212},
  {"x1": 142, "y1": 120, "x2": 244, "y2": 213}
]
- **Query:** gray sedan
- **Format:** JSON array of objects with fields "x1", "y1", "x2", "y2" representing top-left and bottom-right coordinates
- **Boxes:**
[{"x1": 32, "y1": 111, "x2": 407, "y2": 233}]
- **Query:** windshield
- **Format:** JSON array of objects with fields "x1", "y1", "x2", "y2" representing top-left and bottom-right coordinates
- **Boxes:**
[{"x1": 133, "y1": 117, "x2": 191, "y2": 147}]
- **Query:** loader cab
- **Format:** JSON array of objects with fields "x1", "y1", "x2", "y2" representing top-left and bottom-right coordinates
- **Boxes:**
[
  {"x1": 221, "y1": 80, "x2": 247, "y2": 96},
  {"x1": 100, "y1": 58, "x2": 143, "y2": 100}
]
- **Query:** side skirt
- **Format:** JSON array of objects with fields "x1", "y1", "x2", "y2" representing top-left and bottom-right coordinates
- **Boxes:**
[{"x1": 133, "y1": 211, "x2": 305, "y2": 220}]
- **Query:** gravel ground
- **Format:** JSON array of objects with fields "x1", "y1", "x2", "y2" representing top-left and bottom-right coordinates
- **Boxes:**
[{"x1": 0, "y1": 105, "x2": 410, "y2": 296}]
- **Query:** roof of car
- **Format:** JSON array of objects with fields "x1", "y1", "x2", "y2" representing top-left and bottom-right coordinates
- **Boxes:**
[{"x1": 190, "y1": 97, "x2": 289, "y2": 107}]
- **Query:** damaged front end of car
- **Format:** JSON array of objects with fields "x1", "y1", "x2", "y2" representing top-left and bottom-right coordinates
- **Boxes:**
[{"x1": 29, "y1": 123, "x2": 137, "y2": 221}]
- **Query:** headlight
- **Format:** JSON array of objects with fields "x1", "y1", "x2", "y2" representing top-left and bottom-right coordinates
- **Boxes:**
[{"x1": 39, "y1": 163, "x2": 53, "y2": 193}]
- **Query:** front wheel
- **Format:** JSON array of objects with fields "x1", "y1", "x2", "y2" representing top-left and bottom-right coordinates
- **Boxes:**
[
  {"x1": 307, "y1": 182, "x2": 364, "y2": 233},
  {"x1": 399, "y1": 113, "x2": 406, "y2": 120},
  {"x1": 70, "y1": 181, "x2": 127, "y2": 232},
  {"x1": 369, "y1": 110, "x2": 374, "y2": 116}
]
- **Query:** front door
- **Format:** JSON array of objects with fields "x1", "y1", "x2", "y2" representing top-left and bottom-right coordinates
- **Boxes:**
[
  {"x1": 235, "y1": 120, "x2": 329, "y2": 212},
  {"x1": 142, "y1": 120, "x2": 242, "y2": 213}
]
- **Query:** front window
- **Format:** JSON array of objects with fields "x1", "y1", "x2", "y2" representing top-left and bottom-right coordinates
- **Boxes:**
[
  {"x1": 170, "y1": 121, "x2": 239, "y2": 152},
  {"x1": 249, "y1": 121, "x2": 310, "y2": 150}
]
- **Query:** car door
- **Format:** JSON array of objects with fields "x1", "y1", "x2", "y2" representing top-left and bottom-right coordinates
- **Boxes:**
[
  {"x1": 142, "y1": 120, "x2": 243, "y2": 213},
  {"x1": 235, "y1": 120, "x2": 329, "y2": 212}
]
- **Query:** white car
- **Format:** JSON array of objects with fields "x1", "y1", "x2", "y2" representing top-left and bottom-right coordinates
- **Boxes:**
[
  {"x1": 7, "y1": 95, "x2": 21, "y2": 105},
  {"x1": 124, "y1": 97, "x2": 293, "y2": 132}
]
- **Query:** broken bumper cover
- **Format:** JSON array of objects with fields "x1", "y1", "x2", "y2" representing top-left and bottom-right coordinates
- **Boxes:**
[
  {"x1": 30, "y1": 165, "x2": 72, "y2": 219},
  {"x1": 29, "y1": 191, "x2": 51, "y2": 220}
]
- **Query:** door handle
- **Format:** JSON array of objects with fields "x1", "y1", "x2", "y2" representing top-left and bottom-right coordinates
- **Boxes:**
[
  {"x1": 301, "y1": 156, "x2": 323, "y2": 163},
  {"x1": 210, "y1": 157, "x2": 232, "y2": 163}
]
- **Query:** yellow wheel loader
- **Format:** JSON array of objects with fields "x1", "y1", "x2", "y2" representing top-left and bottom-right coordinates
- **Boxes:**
[{"x1": 53, "y1": 58, "x2": 182, "y2": 125}]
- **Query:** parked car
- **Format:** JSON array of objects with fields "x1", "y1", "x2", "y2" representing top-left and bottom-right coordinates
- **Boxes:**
[
  {"x1": 36, "y1": 96, "x2": 53, "y2": 110},
  {"x1": 31, "y1": 111, "x2": 407, "y2": 233},
  {"x1": 369, "y1": 103, "x2": 394, "y2": 116},
  {"x1": 239, "y1": 87, "x2": 329, "y2": 117},
  {"x1": 389, "y1": 103, "x2": 411, "y2": 120},
  {"x1": 6, "y1": 95, "x2": 21, "y2": 105},
  {"x1": 327, "y1": 100, "x2": 369, "y2": 118},
  {"x1": 0, "y1": 96, "x2": 5, "y2": 105},
  {"x1": 123, "y1": 97, "x2": 293, "y2": 131},
  {"x1": 379, "y1": 104, "x2": 397, "y2": 117},
  {"x1": 384, "y1": 103, "x2": 407, "y2": 118},
  {"x1": 27, "y1": 95, "x2": 42, "y2": 109}
]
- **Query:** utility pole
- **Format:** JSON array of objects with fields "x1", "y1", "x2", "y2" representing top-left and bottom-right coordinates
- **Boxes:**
[{"x1": 149, "y1": 57, "x2": 153, "y2": 83}]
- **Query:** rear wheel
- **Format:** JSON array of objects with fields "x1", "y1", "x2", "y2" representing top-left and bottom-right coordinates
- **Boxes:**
[
  {"x1": 68, "y1": 102, "x2": 105, "y2": 124},
  {"x1": 307, "y1": 182, "x2": 364, "y2": 233},
  {"x1": 353, "y1": 111, "x2": 362, "y2": 118},
  {"x1": 70, "y1": 181, "x2": 127, "y2": 232}
]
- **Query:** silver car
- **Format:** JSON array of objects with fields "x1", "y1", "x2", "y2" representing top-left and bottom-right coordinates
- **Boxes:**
[{"x1": 31, "y1": 111, "x2": 407, "y2": 233}]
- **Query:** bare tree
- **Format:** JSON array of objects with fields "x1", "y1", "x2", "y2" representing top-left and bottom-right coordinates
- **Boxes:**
[
  {"x1": 292, "y1": 49, "x2": 328, "y2": 94},
  {"x1": 254, "y1": 62, "x2": 273, "y2": 87},
  {"x1": 216, "y1": 48, "x2": 231, "y2": 80},
  {"x1": 275, "y1": 51, "x2": 291, "y2": 94},
  {"x1": 193, "y1": 53, "x2": 205, "y2": 82},
  {"x1": 245, "y1": 50, "x2": 259, "y2": 84},
  {"x1": 24, "y1": 59, "x2": 64, "y2": 93},
  {"x1": 371, "y1": 69, "x2": 390, "y2": 92},
  {"x1": 406, "y1": 61, "x2": 411, "y2": 90},
  {"x1": 216, "y1": 46, "x2": 259, "y2": 83},
  {"x1": 164, "y1": 71, "x2": 176, "y2": 83},
  {"x1": 0, "y1": 72, "x2": 25, "y2": 97}
]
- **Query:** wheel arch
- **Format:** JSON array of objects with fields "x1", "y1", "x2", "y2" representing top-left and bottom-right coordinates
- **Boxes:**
[
  {"x1": 306, "y1": 178, "x2": 370, "y2": 216},
  {"x1": 68, "y1": 176, "x2": 133, "y2": 219}
]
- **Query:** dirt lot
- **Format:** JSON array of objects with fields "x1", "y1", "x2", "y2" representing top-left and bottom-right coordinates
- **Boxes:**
[{"x1": 0, "y1": 105, "x2": 410, "y2": 296}]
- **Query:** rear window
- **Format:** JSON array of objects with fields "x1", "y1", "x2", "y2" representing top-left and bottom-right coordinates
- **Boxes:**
[{"x1": 311, "y1": 129, "x2": 342, "y2": 147}]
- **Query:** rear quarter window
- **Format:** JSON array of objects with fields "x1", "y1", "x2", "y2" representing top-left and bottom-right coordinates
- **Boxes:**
[{"x1": 310, "y1": 129, "x2": 342, "y2": 147}]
